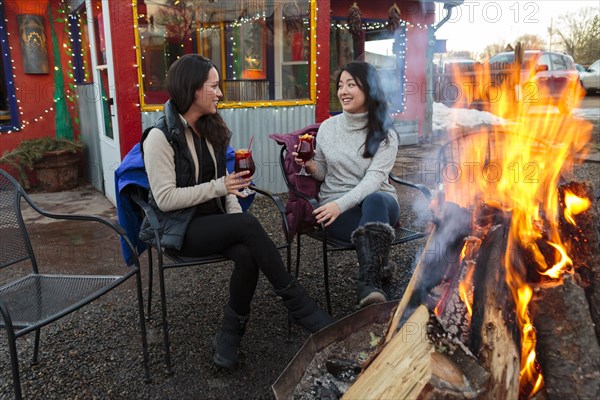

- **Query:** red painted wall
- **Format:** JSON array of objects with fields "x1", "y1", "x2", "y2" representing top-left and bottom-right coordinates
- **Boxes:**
[
  {"x1": 316, "y1": 0, "x2": 331, "y2": 122},
  {"x1": 0, "y1": 0, "x2": 58, "y2": 155},
  {"x1": 108, "y1": 1, "x2": 142, "y2": 157}
]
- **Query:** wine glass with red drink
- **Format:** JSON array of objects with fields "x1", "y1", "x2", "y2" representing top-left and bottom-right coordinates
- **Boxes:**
[
  {"x1": 296, "y1": 134, "x2": 314, "y2": 176},
  {"x1": 234, "y1": 149, "x2": 256, "y2": 195}
]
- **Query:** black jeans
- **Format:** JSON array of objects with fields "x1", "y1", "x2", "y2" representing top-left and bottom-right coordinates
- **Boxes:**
[{"x1": 178, "y1": 212, "x2": 290, "y2": 316}]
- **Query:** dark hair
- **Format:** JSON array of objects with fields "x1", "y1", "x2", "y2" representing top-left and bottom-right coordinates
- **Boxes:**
[
  {"x1": 337, "y1": 61, "x2": 392, "y2": 158},
  {"x1": 164, "y1": 54, "x2": 230, "y2": 152}
]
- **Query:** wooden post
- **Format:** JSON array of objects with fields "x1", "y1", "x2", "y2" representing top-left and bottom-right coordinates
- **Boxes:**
[{"x1": 423, "y1": 25, "x2": 435, "y2": 141}]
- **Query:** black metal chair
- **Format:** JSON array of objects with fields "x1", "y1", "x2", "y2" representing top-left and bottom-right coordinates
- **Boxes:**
[
  {"x1": 0, "y1": 169, "x2": 151, "y2": 400},
  {"x1": 276, "y1": 144, "x2": 432, "y2": 314},
  {"x1": 125, "y1": 183, "x2": 291, "y2": 374}
]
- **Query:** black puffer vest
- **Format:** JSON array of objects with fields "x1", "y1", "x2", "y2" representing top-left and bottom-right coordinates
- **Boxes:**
[{"x1": 139, "y1": 100, "x2": 227, "y2": 250}]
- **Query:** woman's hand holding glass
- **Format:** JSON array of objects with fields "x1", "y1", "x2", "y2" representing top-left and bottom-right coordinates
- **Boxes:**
[
  {"x1": 225, "y1": 170, "x2": 253, "y2": 197},
  {"x1": 233, "y1": 149, "x2": 256, "y2": 196},
  {"x1": 292, "y1": 135, "x2": 316, "y2": 176}
]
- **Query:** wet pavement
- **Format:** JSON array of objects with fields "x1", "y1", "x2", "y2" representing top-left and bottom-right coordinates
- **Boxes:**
[{"x1": 21, "y1": 186, "x2": 116, "y2": 224}]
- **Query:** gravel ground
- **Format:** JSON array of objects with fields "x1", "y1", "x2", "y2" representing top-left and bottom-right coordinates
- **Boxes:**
[{"x1": 0, "y1": 118, "x2": 598, "y2": 399}]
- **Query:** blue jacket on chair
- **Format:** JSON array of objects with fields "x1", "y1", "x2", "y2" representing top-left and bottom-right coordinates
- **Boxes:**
[{"x1": 115, "y1": 143, "x2": 149, "y2": 266}]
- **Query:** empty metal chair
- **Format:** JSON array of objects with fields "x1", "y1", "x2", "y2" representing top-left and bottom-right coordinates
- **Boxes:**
[{"x1": 0, "y1": 169, "x2": 151, "y2": 399}]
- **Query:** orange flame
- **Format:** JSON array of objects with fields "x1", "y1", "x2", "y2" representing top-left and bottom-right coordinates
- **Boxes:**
[
  {"x1": 458, "y1": 262, "x2": 475, "y2": 317},
  {"x1": 457, "y1": 238, "x2": 479, "y2": 317},
  {"x1": 445, "y1": 56, "x2": 591, "y2": 398},
  {"x1": 563, "y1": 189, "x2": 591, "y2": 225},
  {"x1": 540, "y1": 242, "x2": 573, "y2": 279}
]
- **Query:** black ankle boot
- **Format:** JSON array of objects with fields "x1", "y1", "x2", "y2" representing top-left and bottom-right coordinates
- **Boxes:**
[
  {"x1": 274, "y1": 279, "x2": 335, "y2": 333},
  {"x1": 212, "y1": 305, "x2": 249, "y2": 369},
  {"x1": 351, "y1": 222, "x2": 395, "y2": 308}
]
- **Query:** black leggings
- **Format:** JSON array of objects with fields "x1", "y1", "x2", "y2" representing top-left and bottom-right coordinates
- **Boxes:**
[{"x1": 178, "y1": 212, "x2": 290, "y2": 316}]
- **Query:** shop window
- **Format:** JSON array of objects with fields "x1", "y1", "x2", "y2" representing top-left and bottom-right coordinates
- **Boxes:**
[
  {"x1": 0, "y1": 4, "x2": 19, "y2": 131},
  {"x1": 329, "y1": 19, "x2": 407, "y2": 114},
  {"x1": 134, "y1": 0, "x2": 314, "y2": 110}
]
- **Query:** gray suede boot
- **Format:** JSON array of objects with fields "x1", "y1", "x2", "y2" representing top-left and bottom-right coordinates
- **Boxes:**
[
  {"x1": 351, "y1": 222, "x2": 395, "y2": 308},
  {"x1": 212, "y1": 305, "x2": 249, "y2": 369}
]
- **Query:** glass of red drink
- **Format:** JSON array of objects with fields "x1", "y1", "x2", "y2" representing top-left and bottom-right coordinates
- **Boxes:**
[
  {"x1": 234, "y1": 149, "x2": 255, "y2": 195},
  {"x1": 296, "y1": 134, "x2": 314, "y2": 176}
]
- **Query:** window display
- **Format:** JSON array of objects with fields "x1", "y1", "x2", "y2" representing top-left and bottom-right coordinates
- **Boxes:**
[{"x1": 135, "y1": 0, "x2": 313, "y2": 110}]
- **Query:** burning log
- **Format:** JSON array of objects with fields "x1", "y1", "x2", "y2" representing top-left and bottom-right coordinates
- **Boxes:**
[
  {"x1": 434, "y1": 203, "x2": 504, "y2": 346},
  {"x1": 386, "y1": 202, "x2": 472, "y2": 342},
  {"x1": 469, "y1": 222, "x2": 521, "y2": 399},
  {"x1": 343, "y1": 305, "x2": 489, "y2": 399},
  {"x1": 530, "y1": 274, "x2": 600, "y2": 399},
  {"x1": 558, "y1": 181, "x2": 600, "y2": 343}
]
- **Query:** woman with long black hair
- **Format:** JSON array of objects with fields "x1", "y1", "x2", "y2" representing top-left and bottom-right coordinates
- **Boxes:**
[
  {"x1": 140, "y1": 54, "x2": 334, "y2": 369},
  {"x1": 294, "y1": 61, "x2": 400, "y2": 308}
]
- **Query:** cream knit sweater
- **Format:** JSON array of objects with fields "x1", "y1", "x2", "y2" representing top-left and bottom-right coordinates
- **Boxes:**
[{"x1": 311, "y1": 111, "x2": 399, "y2": 213}]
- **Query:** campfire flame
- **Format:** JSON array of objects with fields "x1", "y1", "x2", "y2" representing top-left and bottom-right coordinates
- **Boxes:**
[
  {"x1": 563, "y1": 190, "x2": 591, "y2": 225},
  {"x1": 458, "y1": 239, "x2": 478, "y2": 317},
  {"x1": 445, "y1": 60, "x2": 591, "y2": 398},
  {"x1": 458, "y1": 262, "x2": 474, "y2": 317}
]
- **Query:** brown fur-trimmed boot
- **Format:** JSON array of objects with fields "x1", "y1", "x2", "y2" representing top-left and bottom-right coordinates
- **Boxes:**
[{"x1": 351, "y1": 222, "x2": 395, "y2": 308}]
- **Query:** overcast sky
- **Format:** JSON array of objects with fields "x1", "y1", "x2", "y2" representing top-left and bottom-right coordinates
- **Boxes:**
[{"x1": 434, "y1": 0, "x2": 599, "y2": 55}]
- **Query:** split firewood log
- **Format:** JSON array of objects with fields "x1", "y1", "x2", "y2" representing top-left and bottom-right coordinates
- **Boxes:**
[{"x1": 343, "y1": 305, "x2": 488, "y2": 399}]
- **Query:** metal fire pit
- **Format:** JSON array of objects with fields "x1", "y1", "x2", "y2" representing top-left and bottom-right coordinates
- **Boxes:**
[{"x1": 272, "y1": 301, "x2": 398, "y2": 400}]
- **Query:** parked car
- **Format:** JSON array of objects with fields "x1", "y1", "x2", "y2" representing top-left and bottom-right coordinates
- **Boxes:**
[
  {"x1": 488, "y1": 50, "x2": 580, "y2": 113},
  {"x1": 438, "y1": 57, "x2": 477, "y2": 73},
  {"x1": 580, "y1": 59, "x2": 600, "y2": 94}
]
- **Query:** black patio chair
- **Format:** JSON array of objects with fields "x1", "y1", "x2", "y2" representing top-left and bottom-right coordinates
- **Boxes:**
[
  {"x1": 0, "y1": 169, "x2": 151, "y2": 400},
  {"x1": 275, "y1": 142, "x2": 432, "y2": 315},
  {"x1": 124, "y1": 183, "x2": 291, "y2": 374}
]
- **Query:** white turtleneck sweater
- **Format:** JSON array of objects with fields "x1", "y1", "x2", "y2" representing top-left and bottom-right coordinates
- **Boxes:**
[{"x1": 311, "y1": 111, "x2": 399, "y2": 213}]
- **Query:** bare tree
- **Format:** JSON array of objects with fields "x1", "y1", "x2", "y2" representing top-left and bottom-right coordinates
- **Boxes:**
[
  {"x1": 555, "y1": 7, "x2": 600, "y2": 65},
  {"x1": 514, "y1": 34, "x2": 545, "y2": 50},
  {"x1": 480, "y1": 41, "x2": 508, "y2": 61}
]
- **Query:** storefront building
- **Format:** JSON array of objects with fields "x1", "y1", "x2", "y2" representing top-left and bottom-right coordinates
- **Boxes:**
[{"x1": 0, "y1": 0, "x2": 459, "y2": 201}]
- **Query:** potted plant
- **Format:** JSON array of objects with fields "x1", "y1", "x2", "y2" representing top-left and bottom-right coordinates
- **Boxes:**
[{"x1": 0, "y1": 137, "x2": 84, "y2": 191}]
